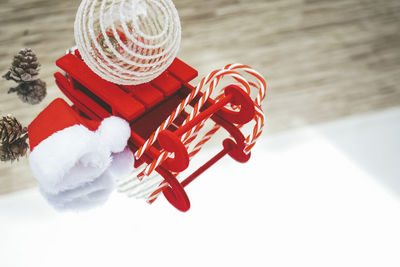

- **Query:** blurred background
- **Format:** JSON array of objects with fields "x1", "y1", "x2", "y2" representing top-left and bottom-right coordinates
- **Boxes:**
[
  {"x1": 0, "y1": 0, "x2": 399, "y2": 266},
  {"x1": 1, "y1": 0, "x2": 399, "y2": 193}
]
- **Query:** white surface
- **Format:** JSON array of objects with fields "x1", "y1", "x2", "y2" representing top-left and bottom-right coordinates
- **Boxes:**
[{"x1": 1, "y1": 108, "x2": 400, "y2": 267}]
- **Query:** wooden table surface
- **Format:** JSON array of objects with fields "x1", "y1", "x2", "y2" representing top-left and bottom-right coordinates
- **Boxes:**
[{"x1": 0, "y1": 0, "x2": 399, "y2": 194}]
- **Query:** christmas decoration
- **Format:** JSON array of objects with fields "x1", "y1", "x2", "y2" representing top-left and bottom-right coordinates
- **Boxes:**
[
  {"x1": 23, "y1": 0, "x2": 267, "y2": 212},
  {"x1": 54, "y1": 50, "x2": 266, "y2": 211},
  {"x1": 28, "y1": 98, "x2": 130, "y2": 195},
  {"x1": 3, "y1": 48, "x2": 40, "y2": 83},
  {"x1": 0, "y1": 116, "x2": 27, "y2": 144},
  {"x1": 8, "y1": 79, "x2": 47, "y2": 105},
  {"x1": 3, "y1": 48, "x2": 47, "y2": 105},
  {"x1": 74, "y1": 0, "x2": 181, "y2": 85},
  {"x1": 123, "y1": 64, "x2": 266, "y2": 204},
  {"x1": 0, "y1": 116, "x2": 29, "y2": 163},
  {"x1": 0, "y1": 135, "x2": 29, "y2": 162}
]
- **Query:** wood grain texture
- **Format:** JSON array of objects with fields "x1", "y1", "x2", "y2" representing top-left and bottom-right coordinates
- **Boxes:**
[{"x1": 0, "y1": 0, "x2": 399, "y2": 194}]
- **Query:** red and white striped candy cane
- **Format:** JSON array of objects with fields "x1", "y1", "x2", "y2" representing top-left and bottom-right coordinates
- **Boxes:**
[
  {"x1": 134, "y1": 69, "x2": 222, "y2": 160},
  {"x1": 142, "y1": 70, "x2": 254, "y2": 176},
  {"x1": 119, "y1": 64, "x2": 266, "y2": 202},
  {"x1": 144, "y1": 64, "x2": 266, "y2": 202},
  {"x1": 146, "y1": 122, "x2": 221, "y2": 203},
  {"x1": 142, "y1": 64, "x2": 266, "y2": 176}
]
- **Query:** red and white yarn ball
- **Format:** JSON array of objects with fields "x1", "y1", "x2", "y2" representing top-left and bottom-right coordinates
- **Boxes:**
[{"x1": 74, "y1": 0, "x2": 181, "y2": 85}]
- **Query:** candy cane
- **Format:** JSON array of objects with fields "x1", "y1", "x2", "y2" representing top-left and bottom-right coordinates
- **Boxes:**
[
  {"x1": 134, "y1": 69, "x2": 220, "y2": 160},
  {"x1": 142, "y1": 71, "x2": 251, "y2": 176},
  {"x1": 143, "y1": 65, "x2": 265, "y2": 176},
  {"x1": 146, "y1": 122, "x2": 221, "y2": 203},
  {"x1": 120, "y1": 64, "x2": 266, "y2": 202},
  {"x1": 144, "y1": 66, "x2": 266, "y2": 202}
]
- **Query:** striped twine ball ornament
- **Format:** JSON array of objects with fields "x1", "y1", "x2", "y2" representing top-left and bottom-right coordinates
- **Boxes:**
[{"x1": 74, "y1": 0, "x2": 181, "y2": 85}]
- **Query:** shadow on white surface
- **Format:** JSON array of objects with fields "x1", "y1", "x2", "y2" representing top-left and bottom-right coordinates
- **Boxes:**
[
  {"x1": 315, "y1": 108, "x2": 400, "y2": 197},
  {"x1": 0, "y1": 108, "x2": 400, "y2": 267}
]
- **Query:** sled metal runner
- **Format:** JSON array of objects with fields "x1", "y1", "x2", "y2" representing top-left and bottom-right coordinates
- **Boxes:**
[{"x1": 54, "y1": 51, "x2": 255, "y2": 212}]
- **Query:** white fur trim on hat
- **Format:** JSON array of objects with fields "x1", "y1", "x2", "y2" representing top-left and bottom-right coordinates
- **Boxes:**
[
  {"x1": 96, "y1": 116, "x2": 131, "y2": 153},
  {"x1": 38, "y1": 149, "x2": 134, "y2": 211},
  {"x1": 39, "y1": 170, "x2": 114, "y2": 211},
  {"x1": 29, "y1": 124, "x2": 112, "y2": 194},
  {"x1": 107, "y1": 148, "x2": 135, "y2": 182}
]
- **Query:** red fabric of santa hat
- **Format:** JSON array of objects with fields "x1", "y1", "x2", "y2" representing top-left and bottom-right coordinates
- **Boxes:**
[{"x1": 28, "y1": 98, "x2": 131, "y2": 195}]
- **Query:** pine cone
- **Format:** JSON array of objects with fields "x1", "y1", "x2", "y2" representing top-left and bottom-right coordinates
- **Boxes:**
[
  {"x1": 0, "y1": 136, "x2": 29, "y2": 162},
  {"x1": 8, "y1": 79, "x2": 47, "y2": 105},
  {"x1": 0, "y1": 116, "x2": 27, "y2": 144},
  {"x1": 3, "y1": 48, "x2": 40, "y2": 83}
]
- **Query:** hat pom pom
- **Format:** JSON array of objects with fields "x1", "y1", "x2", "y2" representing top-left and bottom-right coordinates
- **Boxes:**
[{"x1": 97, "y1": 116, "x2": 131, "y2": 153}]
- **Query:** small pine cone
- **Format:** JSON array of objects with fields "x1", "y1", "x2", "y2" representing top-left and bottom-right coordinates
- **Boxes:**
[
  {"x1": 0, "y1": 116, "x2": 27, "y2": 144},
  {"x1": 0, "y1": 136, "x2": 29, "y2": 162},
  {"x1": 3, "y1": 48, "x2": 40, "y2": 83},
  {"x1": 9, "y1": 79, "x2": 47, "y2": 105}
]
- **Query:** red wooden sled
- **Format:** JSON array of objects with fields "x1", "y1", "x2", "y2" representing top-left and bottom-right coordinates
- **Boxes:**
[{"x1": 54, "y1": 51, "x2": 256, "y2": 212}]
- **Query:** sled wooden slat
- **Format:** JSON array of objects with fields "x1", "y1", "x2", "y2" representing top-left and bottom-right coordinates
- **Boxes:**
[
  {"x1": 56, "y1": 54, "x2": 145, "y2": 121},
  {"x1": 167, "y1": 58, "x2": 198, "y2": 83},
  {"x1": 151, "y1": 72, "x2": 181, "y2": 97},
  {"x1": 54, "y1": 72, "x2": 105, "y2": 120},
  {"x1": 121, "y1": 83, "x2": 164, "y2": 110}
]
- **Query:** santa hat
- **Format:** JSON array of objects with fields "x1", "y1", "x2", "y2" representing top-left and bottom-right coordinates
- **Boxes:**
[{"x1": 28, "y1": 98, "x2": 131, "y2": 196}]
